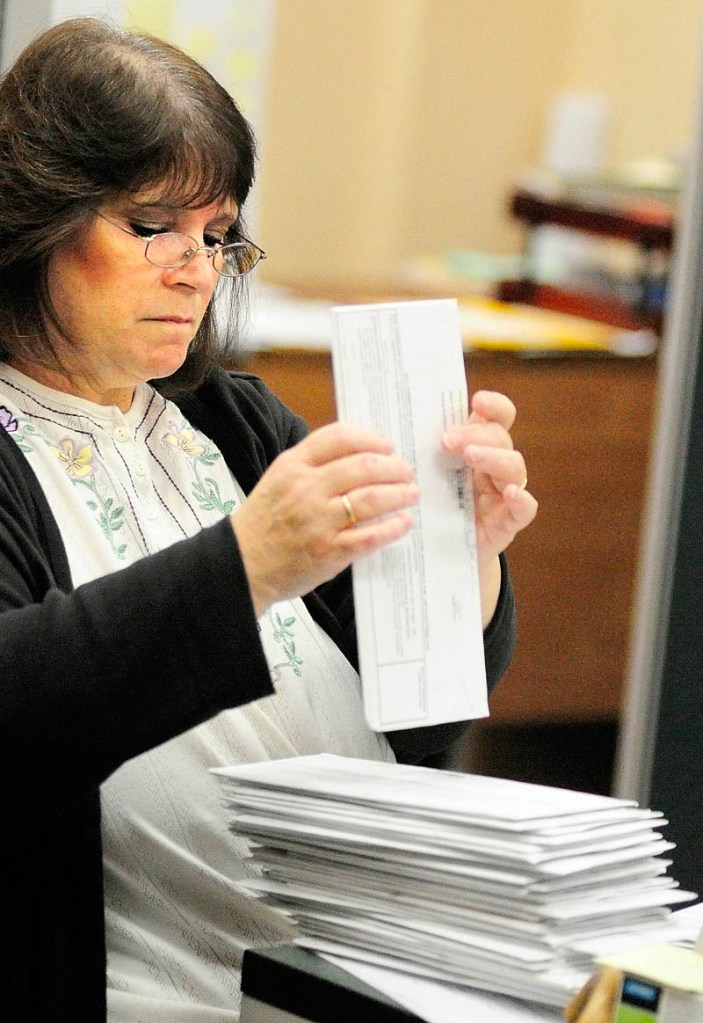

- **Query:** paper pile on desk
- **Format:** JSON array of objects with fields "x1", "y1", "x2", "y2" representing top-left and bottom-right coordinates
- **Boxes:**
[{"x1": 213, "y1": 754, "x2": 696, "y2": 1008}]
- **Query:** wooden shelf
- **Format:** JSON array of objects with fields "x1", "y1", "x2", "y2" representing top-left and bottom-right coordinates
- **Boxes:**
[
  {"x1": 501, "y1": 185, "x2": 676, "y2": 332},
  {"x1": 508, "y1": 187, "x2": 675, "y2": 248}
]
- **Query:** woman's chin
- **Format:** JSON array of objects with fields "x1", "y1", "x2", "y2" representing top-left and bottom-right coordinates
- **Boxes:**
[{"x1": 146, "y1": 345, "x2": 192, "y2": 381}]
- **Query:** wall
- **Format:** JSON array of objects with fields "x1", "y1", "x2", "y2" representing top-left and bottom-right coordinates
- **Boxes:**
[
  {"x1": 0, "y1": 0, "x2": 123, "y2": 67},
  {"x1": 562, "y1": 0, "x2": 700, "y2": 171},
  {"x1": 257, "y1": 0, "x2": 432, "y2": 287},
  {"x1": 124, "y1": 0, "x2": 275, "y2": 232},
  {"x1": 258, "y1": 0, "x2": 701, "y2": 290},
  {"x1": 12, "y1": 1, "x2": 696, "y2": 290}
]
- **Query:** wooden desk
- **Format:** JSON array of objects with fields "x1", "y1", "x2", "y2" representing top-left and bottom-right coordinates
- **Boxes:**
[{"x1": 238, "y1": 346, "x2": 657, "y2": 727}]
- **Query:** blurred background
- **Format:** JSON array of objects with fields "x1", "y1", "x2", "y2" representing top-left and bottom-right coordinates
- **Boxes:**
[
  {"x1": 2, "y1": 1, "x2": 702, "y2": 807},
  {"x1": 257, "y1": 1, "x2": 699, "y2": 295}
]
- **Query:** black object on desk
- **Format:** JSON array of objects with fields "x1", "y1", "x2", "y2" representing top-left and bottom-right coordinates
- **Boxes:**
[{"x1": 240, "y1": 945, "x2": 424, "y2": 1022}]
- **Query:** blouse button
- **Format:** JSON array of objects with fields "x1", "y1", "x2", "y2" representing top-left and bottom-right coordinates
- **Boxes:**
[{"x1": 113, "y1": 425, "x2": 131, "y2": 442}]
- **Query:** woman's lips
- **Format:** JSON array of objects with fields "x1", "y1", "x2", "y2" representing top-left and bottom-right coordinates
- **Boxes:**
[{"x1": 149, "y1": 316, "x2": 193, "y2": 324}]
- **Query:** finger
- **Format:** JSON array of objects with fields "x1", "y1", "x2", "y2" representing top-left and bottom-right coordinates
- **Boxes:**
[
  {"x1": 475, "y1": 485, "x2": 538, "y2": 558},
  {"x1": 340, "y1": 492, "x2": 358, "y2": 527},
  {"x1": 299, "y1": 422, "x2": 396, "y2": 466},
  {"x1": 498, "y1": 483, "x2": 539, "y2": 527},
  {"x1": 443, "y1": 421, "x2": 514, "y2": 453},
  {"x1": 337, "y1": 481, "x2": 420, "y2": 529},
  {"x1": 470, "y1": 390, "x2": 517, "y2": 430},
  {"x1": 336, "y1": 508, "x2": 415, "y2": 554},
  {"x1": 324, "y1": 450, "x2": 416, "y2": 498},
  {"x1": 466, "y1": 445, "x2": 528, "y2": 491}
]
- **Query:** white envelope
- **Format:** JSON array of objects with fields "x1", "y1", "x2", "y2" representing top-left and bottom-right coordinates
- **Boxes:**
[{"x1": 331, "y1": 298, "x2": 487, "y2": 730}]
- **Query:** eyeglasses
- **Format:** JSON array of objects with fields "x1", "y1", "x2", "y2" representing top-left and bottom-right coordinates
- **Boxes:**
[{"x1": 98, "y1": 214, "x2": 267, "y2": 278}]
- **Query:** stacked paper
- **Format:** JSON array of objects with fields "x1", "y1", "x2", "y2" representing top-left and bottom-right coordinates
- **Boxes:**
[{"x1": 213, "y1": 754, "x2": 696, "y2": 1008}]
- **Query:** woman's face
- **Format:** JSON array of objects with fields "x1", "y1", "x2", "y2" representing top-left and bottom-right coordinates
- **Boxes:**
[{"x1": 41, "y1": 190, "x2": 239, "y2": 410}]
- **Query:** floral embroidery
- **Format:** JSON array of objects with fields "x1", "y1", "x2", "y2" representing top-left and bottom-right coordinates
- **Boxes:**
[
  {"x1": 2, "y1": 410, "x2": 38, "y2": 454},
  {"x1": 161, "y1": 418, "x2": 236, "y2": 516},
  {"x1": 162, "y1": 423, "x2": 205, "y2": 457},
  {"x1": 267, "y1": 610, "x2": 303, "y2": 678},
  {"x1": 80, "y1": 479, "x2": 128, "y2": 558},
  {"x1": 1, "y1": 393, "x2": 242, "y2": 567},
  {"x1": 49, "y1": 437, "x2": 128, "y2": 558},
  {"x1": 51, "y1": 437, "x2": 97, "y2": 478},
  {"x1": 0, "y1": 405, "x2": 18, "y2": 433}
]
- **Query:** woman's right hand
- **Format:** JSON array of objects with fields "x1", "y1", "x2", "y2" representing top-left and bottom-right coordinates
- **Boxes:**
[{"x1": 230, "y1": 422, "x2": 420, "y2": 617}]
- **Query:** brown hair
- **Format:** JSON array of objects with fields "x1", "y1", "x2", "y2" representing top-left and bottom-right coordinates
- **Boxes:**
[{"x1": 0, "y1": 17, "x2": 257, "y2": 393}]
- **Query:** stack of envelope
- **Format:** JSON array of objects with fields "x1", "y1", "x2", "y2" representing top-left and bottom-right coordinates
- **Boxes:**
[{"x1": 213, "y1": 754, "x2": 696, "y2": 1008}]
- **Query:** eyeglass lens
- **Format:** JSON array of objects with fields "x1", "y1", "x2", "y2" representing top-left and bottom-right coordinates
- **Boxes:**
[{"x1": 145, "y1": 233, "x2": 262, "y2": 277}]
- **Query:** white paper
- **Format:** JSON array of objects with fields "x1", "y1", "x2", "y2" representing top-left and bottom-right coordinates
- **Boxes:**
[
  {"x1": 242, "y1": 281, "x2": 334, "y2": 350},
  {"x1": 213, "y1": 754, "x2": 694, "y2": 1009},
  {"x1": 215, "y1": 753, "x2": 639, "y2": 821},
  {"x1": 331, "y1": 299, "x2": 487, "y2": 730},
  {"x1": 322, "y1": 955, "x2": 564, "y2": 1023}
]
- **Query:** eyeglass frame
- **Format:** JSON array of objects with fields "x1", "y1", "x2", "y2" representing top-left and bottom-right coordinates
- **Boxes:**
[{"x1": 97, "y1": 212, "x2": 267, "y2": 278}]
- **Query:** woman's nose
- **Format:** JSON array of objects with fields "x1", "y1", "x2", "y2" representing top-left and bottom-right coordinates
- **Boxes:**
[{"x1": 165, "y1": 248, "x2": 219, "y2": 291}]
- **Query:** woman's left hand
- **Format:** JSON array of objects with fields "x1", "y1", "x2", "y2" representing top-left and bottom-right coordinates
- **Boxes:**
[{"x1": 442, "y1": 389, "x2": 537, "y2": 625}]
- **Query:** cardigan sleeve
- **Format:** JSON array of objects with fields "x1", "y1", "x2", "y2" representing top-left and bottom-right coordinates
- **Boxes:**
[{"x1": 0, "y1": 429, "x2": 274, "y2": 837}]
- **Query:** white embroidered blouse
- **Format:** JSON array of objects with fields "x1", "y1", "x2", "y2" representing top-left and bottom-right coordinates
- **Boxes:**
[{"x1": 0, "y1": 365, "x2": 394, "y2": 1022}]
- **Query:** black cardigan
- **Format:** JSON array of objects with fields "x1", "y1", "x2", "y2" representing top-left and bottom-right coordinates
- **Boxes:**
[{"x1": 0, "y1": 367, "x2": 515, "y2": 1020}]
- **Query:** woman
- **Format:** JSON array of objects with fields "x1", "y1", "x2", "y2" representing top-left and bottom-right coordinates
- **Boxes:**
[{"x1": 0, "y1": 17, "x2": 537, "y2": 1023}]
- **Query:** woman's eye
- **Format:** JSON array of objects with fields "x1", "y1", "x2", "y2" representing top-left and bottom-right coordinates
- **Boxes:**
[
  {"x1": 129, "y1": 222, "x2": 166, "y2": 238},
  {"x1": 204, "y1": 233, "x2": 226, "y2": 248}
]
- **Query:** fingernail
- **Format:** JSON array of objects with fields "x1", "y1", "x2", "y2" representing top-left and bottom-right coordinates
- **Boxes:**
[{"x1": 443, "y1": 429, "x2": 461, "y2": 448}]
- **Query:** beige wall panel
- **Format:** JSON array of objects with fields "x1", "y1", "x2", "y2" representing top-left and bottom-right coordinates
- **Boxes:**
[
  {"x1": 401, "y1": 0, "x2": 574, "y2": 259},
  {"x1": 259, "y1": 0, "x2": 701, "y2": 290},
  {"x1": 561, "y1": 0, "x2": 701, "y2": 172},
  {"x1": 259, "y1": 0, "x2": 426, "y2": 288}
]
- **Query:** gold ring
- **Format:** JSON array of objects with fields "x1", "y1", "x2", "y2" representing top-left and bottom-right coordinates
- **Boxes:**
[{"x1": 341, "y1": 493, "x2": 357, "y2": 526}]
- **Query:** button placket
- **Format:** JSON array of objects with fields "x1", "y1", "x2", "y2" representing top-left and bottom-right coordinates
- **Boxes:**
[
  {"x1": 111, "y1": 415, "x2": 151, "y2": 495},
  {"x1": 113, "y1": 425, "x2": 131, "y2": 443}
]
